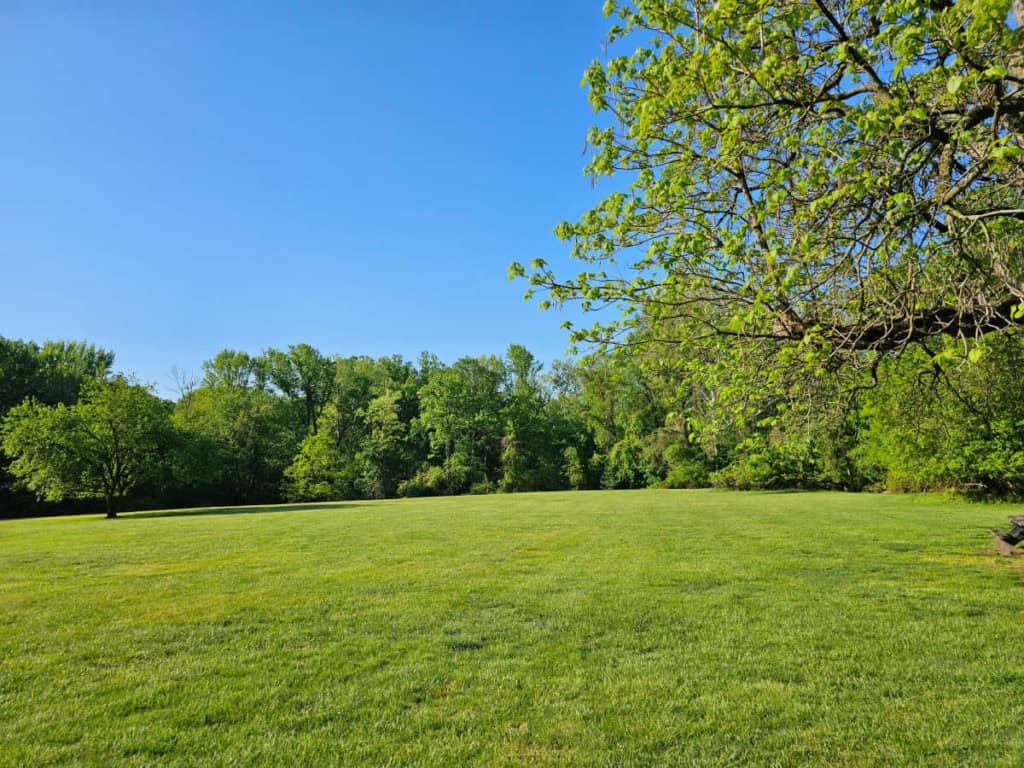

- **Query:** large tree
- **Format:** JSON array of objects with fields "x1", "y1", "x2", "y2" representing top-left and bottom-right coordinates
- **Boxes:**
[
  {"x1": 516, "y1": 0, "x2": 1024, "y2": 383},
  {"x1": 1, "y1": 378, "x2": 173, "y2": 517},
  {"x1": 263, "y1": 344, "x2": 335, "y2": 433}
]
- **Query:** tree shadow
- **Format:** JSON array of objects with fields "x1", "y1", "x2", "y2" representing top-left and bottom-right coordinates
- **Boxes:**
[{"x1": 126, "y1": 501, "x2": 366, "y2": 520}]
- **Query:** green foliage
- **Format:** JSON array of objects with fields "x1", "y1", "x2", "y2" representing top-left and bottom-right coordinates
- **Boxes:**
[
  {"x1": 176, "y1": 385, "x2": 304, "y2": 505},
  {"x1": 661, "y1": 443, "x2": 710, "y2": 489},
  {"x1": 201, "y1": 349, "x2": 260, "y2": 389},
  {"x1": 0, "y1": 337, "x2": 41, "y2": 416},
  {"x1": 396, "y1": 464, "x2": 448, "y2": 498},
  {"x1": 8, "y1": 327, "x2": 1024, "y2": 515},
  {"x1": 856, "y1": 338, "x2": 1024, "y2": 494},
  {"x1": 711, "y1": 436, "x2": 821, "y2": 491},
  {"x1": 397, "y1": 455, "x2": 475, "y2": 497},
  {"x1": 1, "y1": 378, "x2": 173, "y2": 516},
  {"x1": 263, "y1": 344, "x2": 336, "y2": 433},
  {"x1": 357, "y1": 390, "x2": 408, "y2": 499},
  {"x1": 283, "y1": 355, "x2": 423, "y2": 502},
  {"x1": 0, "y1": 337, "x2": 117, "y2": 515},
  {"x1": 469, "y1": 479, "x2": 497, "y2": 495},
  {"x1": 418, "y1": 356, "x2": 506, "y2": 488},
  {"x1": 516, "y1": 0, "x2": 1024, "y2": 426},
  {"x1": 562, "y1": 446, "x2": 586, "y2": 490},
  {"x1": 0, "y1": 337, "x2": 113, "y2": 413},
  {"x1": 500, "y1": 345, "x2": 564, "y2": 492},
  {"x1": 602, "y1": 435, "x2": 654, "y2": 489},
  {"x1": 282, "y1": 406, "x2": 356, "y2": 501}
]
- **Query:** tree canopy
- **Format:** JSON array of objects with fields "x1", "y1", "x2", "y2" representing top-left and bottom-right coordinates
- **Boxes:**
[
  {"x1": 515, "y1": 0, "x2": 1024, "y2": 386},
  {"x1": 1, "y1": 378, "x2": 173, "y2": 517},
  {"x1": 3, "y1": 331, "x2": 1024, "y2": 515}
]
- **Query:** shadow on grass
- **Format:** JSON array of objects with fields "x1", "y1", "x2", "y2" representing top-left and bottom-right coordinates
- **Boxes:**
[{"x1": 127, "y1": 501, "x2": 366, "y2": 520}]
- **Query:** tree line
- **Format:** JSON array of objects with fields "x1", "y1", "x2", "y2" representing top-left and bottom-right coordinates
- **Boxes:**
[{"x1": 3, "y1": 331, "x2": 1024, "y2": 518}]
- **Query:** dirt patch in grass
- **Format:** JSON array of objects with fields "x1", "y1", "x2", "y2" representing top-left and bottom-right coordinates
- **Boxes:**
[{"x1": 991, "y1": 531, "x2": 1024, "y2": 557}]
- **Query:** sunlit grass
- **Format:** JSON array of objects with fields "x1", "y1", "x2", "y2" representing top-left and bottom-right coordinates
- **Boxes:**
[{"x1": 2, "y1": 490, "x2": 1023, "y2": 766}]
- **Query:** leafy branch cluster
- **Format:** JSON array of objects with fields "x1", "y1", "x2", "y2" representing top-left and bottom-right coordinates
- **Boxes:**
[{"x1": 515, "y1": 0, "x2": 1023, "y2": 384}]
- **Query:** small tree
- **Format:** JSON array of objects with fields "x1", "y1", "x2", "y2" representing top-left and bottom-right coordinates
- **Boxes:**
[{"x1": 1, "y1": 378, "x2": 173, "y2": 517}]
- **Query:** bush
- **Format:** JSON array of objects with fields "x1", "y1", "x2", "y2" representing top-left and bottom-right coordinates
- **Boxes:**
[
  {"x1": 660, "y1": 443, "x2": 710, "y2": 488},
  {"x1": 602, "y1": 437, "x2": 656, "y2": 489},
  {"x1": 397, "y1": 466, "x2": 444, "y2": 497},
  {"x1": 469, "y1": 480, "x2": 496, "y2": 495},
  {"x1": 711, "y1": 437, "x2": 822, "y2": 490},
  {"x1": 397, "y1": 454, "x2": 476, "y2": 497},
  {"x1": 563, "y1": 446, "x2": 586, "y2": 490},
  {"x1": 663, "y1": 459, "x2": 710, "y2": 489}
]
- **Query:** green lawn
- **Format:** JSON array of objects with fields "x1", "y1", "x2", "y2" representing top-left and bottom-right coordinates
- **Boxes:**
[{"x1": 2, "y1": 490, "x2": 1023, "y2": 767}]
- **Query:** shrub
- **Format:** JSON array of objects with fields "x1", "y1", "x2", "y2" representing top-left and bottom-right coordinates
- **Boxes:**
[
  {"x1": 397, "y1": 466, "x2": 447, "y2": 497},
  {"x1": 660, "y1": 443, "x2": 710, "y2": 488},
  {"x1": 397, "y1": 454, "x2": 475, "y2": 497},
  {"x1": 469, "y1": 480, "x2": 496, "y2": 495},
  {"x1": 711, "y1": 437, "x2": 822, "y2": 490}
]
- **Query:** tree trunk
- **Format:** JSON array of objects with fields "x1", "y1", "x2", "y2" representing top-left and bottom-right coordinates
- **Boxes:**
[{"x1": 105, "y1": 493, "x2": 117, "y2": 519}]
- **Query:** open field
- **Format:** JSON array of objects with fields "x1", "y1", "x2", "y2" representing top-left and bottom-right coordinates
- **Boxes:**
[{"x1": 2, "y1": 490, "x2": 1023, "y2": 767}]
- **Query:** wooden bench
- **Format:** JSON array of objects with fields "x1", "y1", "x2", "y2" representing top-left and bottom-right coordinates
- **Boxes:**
[{"x1": 993, "y1": 516, "x2": 1024, "y2": 556}]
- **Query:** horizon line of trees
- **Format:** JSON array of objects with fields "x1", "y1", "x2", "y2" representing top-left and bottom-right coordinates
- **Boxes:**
[{"x1": 2, "y1": 332, "x2": 1024, "y2": 518}]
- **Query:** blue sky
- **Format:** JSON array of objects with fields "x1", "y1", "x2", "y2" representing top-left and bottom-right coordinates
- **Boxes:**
[{"x1": 1, "y1": 1, "x2": 614, "y2": 391}]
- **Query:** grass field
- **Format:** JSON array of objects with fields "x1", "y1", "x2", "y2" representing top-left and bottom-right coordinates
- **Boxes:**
[{"x1": 2, "y1": 490, "x2": 1023, "y2": 767}]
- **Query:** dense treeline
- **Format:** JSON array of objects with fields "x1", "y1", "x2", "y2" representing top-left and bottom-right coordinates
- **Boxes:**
[{"x1": 2, "y1": 332, "x2": 1024, "y2": 517}]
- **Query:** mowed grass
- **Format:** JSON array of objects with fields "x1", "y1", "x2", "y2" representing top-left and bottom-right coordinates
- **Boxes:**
[{"x1": 2, "y1": 491, "x2": 1023, "y2": 767}]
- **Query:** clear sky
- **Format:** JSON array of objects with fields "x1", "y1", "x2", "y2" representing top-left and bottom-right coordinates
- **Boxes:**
[{"x1": 1, "y1": 1, "x2": 613, "y2": 391}]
